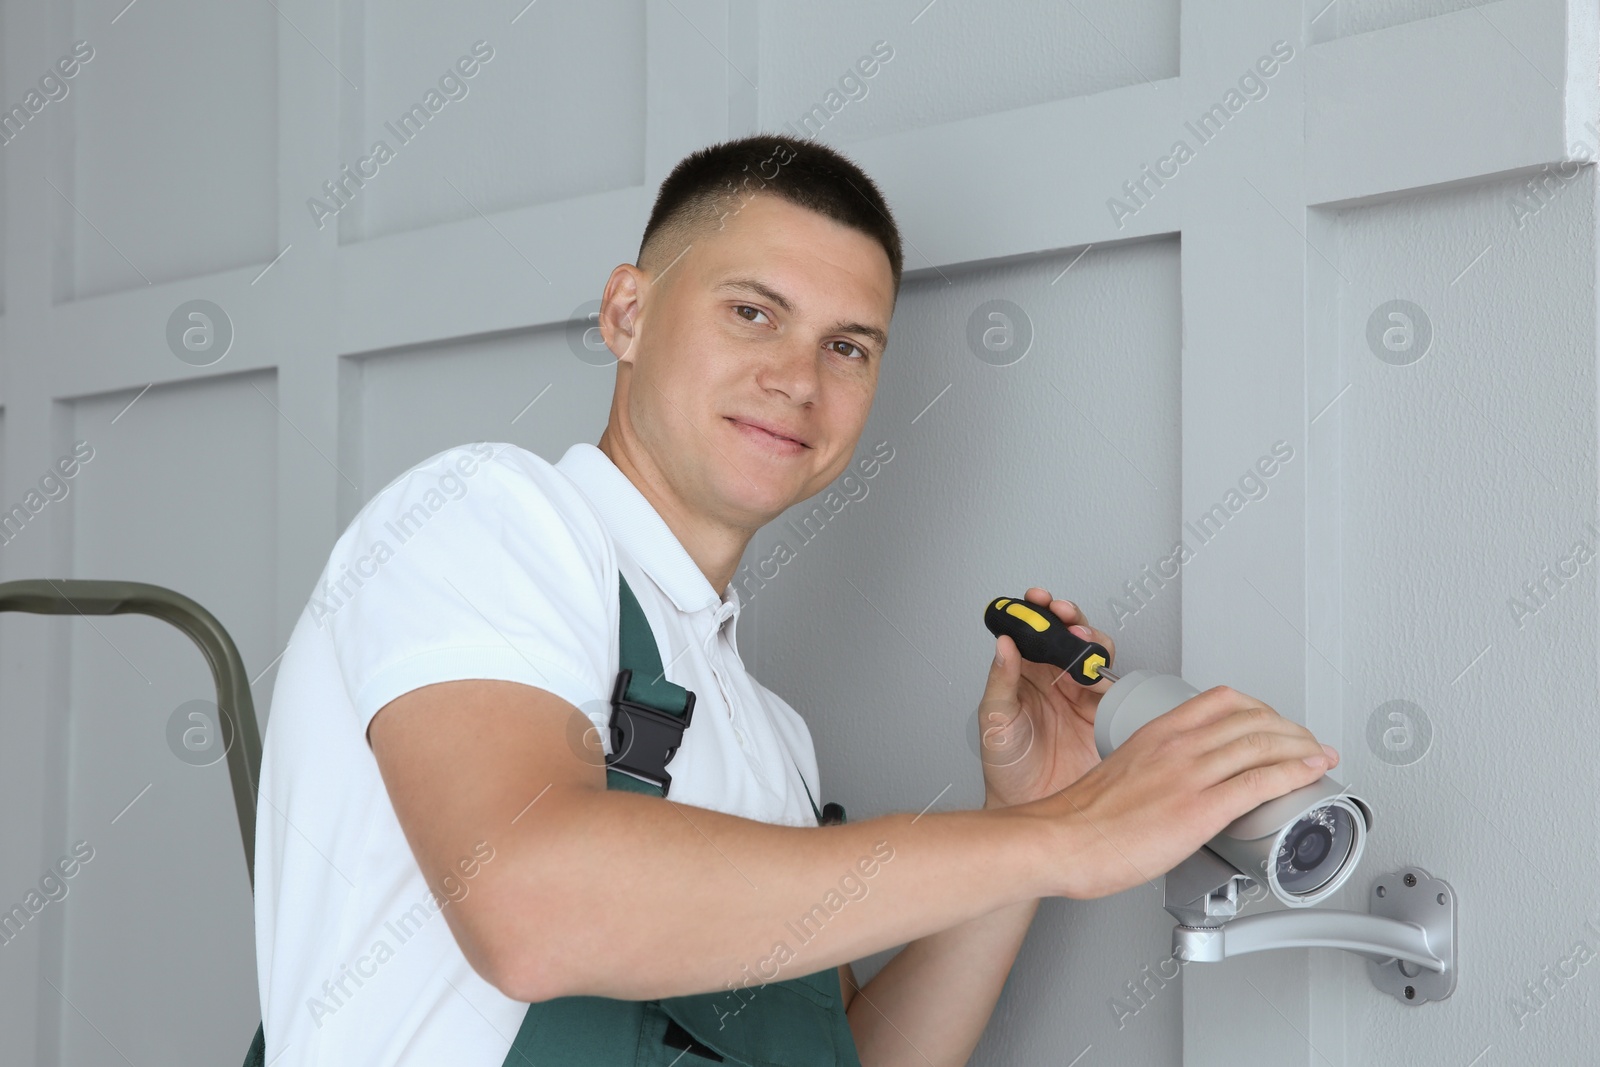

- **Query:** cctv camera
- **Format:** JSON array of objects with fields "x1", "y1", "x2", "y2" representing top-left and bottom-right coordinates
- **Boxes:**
[{"x1": 1094, "y1": 670, "x2": 1373, "y2": 907}]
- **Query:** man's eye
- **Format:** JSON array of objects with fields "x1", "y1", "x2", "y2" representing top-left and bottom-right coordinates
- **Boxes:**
[
  {"x1": 733, "y1": 304, "x2": 770, "y2": 324},
  {"x1": 829, "y1": 340, "x2": 866, "y2": 361}
]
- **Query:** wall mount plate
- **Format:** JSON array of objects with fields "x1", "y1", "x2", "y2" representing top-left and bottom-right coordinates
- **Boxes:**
[{"x1": 1367, "y1": 867, "x2": 1456, "y2": 1005}]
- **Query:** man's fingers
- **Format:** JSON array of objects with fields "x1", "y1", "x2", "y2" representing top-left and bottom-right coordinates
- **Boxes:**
[
  {"x1": 1065, "y1": 619, "x2": 1114, "y2": 666},
  {"x1": 1022, "y1": 587, "x2": 1055, "y2": 608},
  {"x1": 1019, "y1": 587, "x2": 1117, "y2": 679},
  {"x1": 1021, "y1": 588, "x2": 1088, "y2": 632},
  {"x1": 1124, "y1": 689, "x2": 1339, "y2": 790},
  {"x1": 1161, "y1": 685, "x2": 1277, "y2": 732},
  {"x1": 977, "y1": 635, "x2": 1036, "y2": 766},
  {"x1": 1207, "y1": 755, "x2": 1331, "y2": 819},
  {"x1": 1189, "y1": 702, "x2": 1313, "y2": 749},
  {"x1": 1196, "y1": 729, "x2": 1333, "y2": 785},
  {"x1": 982, "y1": 634, "x2": 1024, "y2": 702}
]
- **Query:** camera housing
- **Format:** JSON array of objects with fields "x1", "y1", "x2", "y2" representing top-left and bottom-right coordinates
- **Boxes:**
[
  {"x1": 1094, "y1": 669, "x2": 1373, "y2": 906},
  {"x1": 1089, "y1": 670, "x2": 1454, "y2": 1003}
]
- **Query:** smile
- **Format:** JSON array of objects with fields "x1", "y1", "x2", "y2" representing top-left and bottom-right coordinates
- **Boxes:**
[{"x1": 727, "y1": 417, "x2": 809, "y2": 456}]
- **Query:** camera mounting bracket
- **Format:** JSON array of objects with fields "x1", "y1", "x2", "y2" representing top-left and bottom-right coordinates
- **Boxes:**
[{"x1": 1164, "y1": 857, "x2": 1456, "y2": 1006}]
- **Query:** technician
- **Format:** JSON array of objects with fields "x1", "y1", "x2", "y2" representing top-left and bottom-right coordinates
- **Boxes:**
[{"x1": 253, "y1": 134, "x2": 1339, "y2": 1066}]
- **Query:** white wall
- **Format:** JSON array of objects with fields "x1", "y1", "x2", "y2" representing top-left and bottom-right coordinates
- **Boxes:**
[
  {"x1": 2, "y1": 0, "x2": 1596, "y2": 1065},
  {"x1": 758, "y1": 0, "x2": 1178, "y2": 141},
  {"x1": 56, "y1": 376, "x2": 277, "y2": 1065},
  {"x1": 740, "y1": 238, "x2": 1185, "y2": 1063},
  {"x1": 1329, "y1": 167, "x2": 1598, "y2": 1063}
]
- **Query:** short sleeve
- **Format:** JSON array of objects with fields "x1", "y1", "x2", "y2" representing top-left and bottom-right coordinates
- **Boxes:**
[{"x1": 314, "y1": 441, "x2": 617, "y2": 732}]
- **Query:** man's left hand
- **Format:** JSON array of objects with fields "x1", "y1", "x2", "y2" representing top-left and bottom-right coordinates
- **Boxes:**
[{"x1": 974, "y1": 587, "x2": 1115, "y2": 808}]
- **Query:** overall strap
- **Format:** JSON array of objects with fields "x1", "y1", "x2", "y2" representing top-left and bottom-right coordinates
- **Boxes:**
[
  {"x1": 605, "y1": 571, "x2": 697, "y2": 797},
  {"x1": 505, "y1": 568, "x2": 863, "y2": 1066},
  {"x1": 611, "y1": 569, "x2": 840, "y2": 826}
]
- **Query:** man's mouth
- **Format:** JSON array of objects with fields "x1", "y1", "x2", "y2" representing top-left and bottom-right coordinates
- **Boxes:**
[{"x1": 726, "y1": 417, "x2": 809, "y2": 451}]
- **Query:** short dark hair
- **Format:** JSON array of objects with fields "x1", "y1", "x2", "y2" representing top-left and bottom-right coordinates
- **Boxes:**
[{"x1": 637, "y1": 134, "x2": 904, "y2": 300}]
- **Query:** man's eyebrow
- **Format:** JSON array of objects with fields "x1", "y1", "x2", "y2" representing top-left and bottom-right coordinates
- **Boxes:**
[
  {"x1": 715, "y1": 277, "x2": 793, "y2": 313},
  {"x1": 713, "y1": 277, "x2": 888, "y2": 352}
]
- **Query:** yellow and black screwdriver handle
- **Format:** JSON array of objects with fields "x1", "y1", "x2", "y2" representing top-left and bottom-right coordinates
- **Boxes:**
[{"x1": 984, "y1": 595, "x2": 1114, "y2": 686}]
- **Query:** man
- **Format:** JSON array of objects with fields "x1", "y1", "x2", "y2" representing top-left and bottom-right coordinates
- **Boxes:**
[{"x1": 254, "y1": 134, "x2": 1338, "y2": 1065}]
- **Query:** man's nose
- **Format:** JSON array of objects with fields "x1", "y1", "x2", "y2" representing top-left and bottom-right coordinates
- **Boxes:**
[{"x1": 756, "y1": 338, "x2": 821, "y2": 403}]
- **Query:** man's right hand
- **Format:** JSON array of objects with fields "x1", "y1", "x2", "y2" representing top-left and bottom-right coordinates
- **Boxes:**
[
  {"x1": 366, "y1": 675, "x2": 1335, "y2": 1006},
  {"x1": 1028, "y1": 685, "x2": 1339, "y2": 900}
]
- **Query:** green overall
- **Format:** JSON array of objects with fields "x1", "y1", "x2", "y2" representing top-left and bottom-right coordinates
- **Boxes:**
[
  {"x1": 501, "y1": 571, "x2": 862, "y2": 1066},
  {"x1": 241, "y1": 572, "x2": 862, "y2": 1067}
]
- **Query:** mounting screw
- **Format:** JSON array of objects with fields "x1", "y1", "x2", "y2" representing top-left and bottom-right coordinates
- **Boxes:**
[{"x1": 1367, "y1": 867, "x2": 1456, "y2": 1005}]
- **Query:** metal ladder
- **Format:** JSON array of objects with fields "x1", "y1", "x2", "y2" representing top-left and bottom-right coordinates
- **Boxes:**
[
  {"x1": 2, "y1": 578, "x2": 267, "y2": 1062},
  {"x1": 0, "y1": 578, "x2": 263, "y2": 884}
]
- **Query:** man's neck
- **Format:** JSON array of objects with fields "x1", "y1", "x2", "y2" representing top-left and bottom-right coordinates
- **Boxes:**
[{"x1": 597, "y1": 426, "x2": 751, "y2": 601}]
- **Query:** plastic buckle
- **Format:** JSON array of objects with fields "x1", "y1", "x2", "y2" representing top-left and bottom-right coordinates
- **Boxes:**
[{"x1": 605, "y1": 668, "x2": 695, "y2": 796}]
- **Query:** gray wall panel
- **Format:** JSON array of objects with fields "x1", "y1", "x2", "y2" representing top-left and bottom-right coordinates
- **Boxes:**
[
  {"x1": 55, "y1": 373, "x2": 275, "y2": 1066},
  {"x1": 352, "y1": 325, "x2": 617, "y2": 507},
  {"x1": 67, "y1": 1, "x2": 277, "y2": 299},
  {"x1": 1332, "y1": 167, "x2": 1597, "y2": 1063},
  {"x1": 759, "y1": 0, "x2": 1179, "y2": 143},
  {"x1": 740, "y1": 238, "x2": 1184, "y2": 1065},
  {"x1": 347, "y1": 0, "x2": 645, "y2": 242},
  {"x1": 1310, "y1": 0, "x2": 1489, "y2": 42}
]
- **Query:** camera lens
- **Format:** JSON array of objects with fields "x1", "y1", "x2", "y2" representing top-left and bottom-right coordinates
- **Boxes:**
[
  {"x1": 1275, "y1": 804, "x2": 1355, "y2": 897},
  {"x1": 1289, "y1": 823, "x2": 1332, "y2": 870}
]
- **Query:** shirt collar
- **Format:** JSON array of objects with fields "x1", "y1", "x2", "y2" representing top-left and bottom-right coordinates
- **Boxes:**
[{"x1": 556, "y1": 442, "x2": 741, "y2": 626}]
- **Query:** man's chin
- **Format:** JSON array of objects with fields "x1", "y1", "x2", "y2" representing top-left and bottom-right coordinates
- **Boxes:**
[{"x1": 715, "y1": 473, "x2": 810, "y2": 524}]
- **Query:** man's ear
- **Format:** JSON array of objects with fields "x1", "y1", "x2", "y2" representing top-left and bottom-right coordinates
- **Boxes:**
[{"x1": 599, "y1": 264, "x2": 646, "y2": 365}]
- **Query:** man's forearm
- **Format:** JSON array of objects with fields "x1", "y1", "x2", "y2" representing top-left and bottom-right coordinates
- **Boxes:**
[
  {"x1": 475, "y1": 786, "x2": 1058, "y2": 1004},
  {"x1": 843, "y1": 792, "x2": 1045, "y2": 1066},
  {"x1": 845, "y1": 897, "x2": 1040, "y2": 1067}
]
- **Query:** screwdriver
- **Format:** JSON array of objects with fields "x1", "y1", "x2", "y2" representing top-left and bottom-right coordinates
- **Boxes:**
[{"x1": 984, "y1": 595, "x2": 1119, "y2": 687}]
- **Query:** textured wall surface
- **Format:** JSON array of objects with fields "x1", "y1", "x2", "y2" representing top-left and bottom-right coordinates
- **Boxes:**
[
  {"x1": 758, "y1": 0, "x2": 1178, "y2": 143},
  {"x1": 56, "y1": 376, "x2": 277, "y2": 1064},
  {"x1": 738, "y1": 238, "x2": 1185, "y2": 1064},
  {"x1": 1310, "y1": 0, "x2": 1489, "y2": 42},
  {"x1": 345, "y1": 325, "x2": 617, "y2": 527},
  {"x1": 1330, "y1": 167, "x2": 1597, "y2": 1062},
  {"x1": 3, "y1": 0, "x2": 1593, "y2": 1064},
  {"x1": 349, "y1": 0, "x2": 645, "y2": 242},
  {"x1": 65, "y1": 1, "x2": 278, "y2": 299}
]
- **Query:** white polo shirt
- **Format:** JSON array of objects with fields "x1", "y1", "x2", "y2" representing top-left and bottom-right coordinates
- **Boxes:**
[{"x1": 253, "y1": 440, "x2": 825, "y2": 1067}]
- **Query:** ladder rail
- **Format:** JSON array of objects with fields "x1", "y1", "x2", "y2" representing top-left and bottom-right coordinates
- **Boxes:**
[{"x1": 0, "y1": 578, "x2": 263, "y2": 887}]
